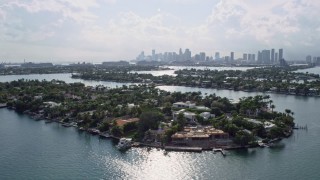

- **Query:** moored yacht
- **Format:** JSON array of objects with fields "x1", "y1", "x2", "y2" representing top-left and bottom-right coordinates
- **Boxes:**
[{"x1": 116, "y1": 138, "x2": 132, "y2": 150}]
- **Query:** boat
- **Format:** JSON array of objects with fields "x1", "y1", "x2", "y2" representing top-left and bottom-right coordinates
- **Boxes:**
[
  {"x1": 45, "y1": 120, "x2": 53, "y2": 124},
  {"x1": 99, "y1": 132, "x2": 111, "y2": 138},
  {"x1": 78, "y1": 127, "x2": 85, "y2": 131},
  {"x1": 116, "y1": 138, "x2": 132, "y2": 150},
  {"x1": 61, "y1": 123, "x2": 72, "y2": 127},
  {"x1": 88, "y1": 128, "x2": 100, "y2": 135}
]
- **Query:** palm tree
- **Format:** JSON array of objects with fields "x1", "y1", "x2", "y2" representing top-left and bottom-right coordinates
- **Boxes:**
[
  {"x1": 285, "y1": 109, "x2": 291, "y2": 116},
  {"x1": 270, "y1": 104, "x2": 275, "y2": 112},
  {"x1": 269, "y1": 100, "x2": 273, "y2": 107}
]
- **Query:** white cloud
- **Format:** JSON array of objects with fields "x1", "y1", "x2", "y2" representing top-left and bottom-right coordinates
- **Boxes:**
[
  {"x1": 1, "y1": 0, "x2": 320, "y2": 61},
  {"x1": 5, "y1": 0, "x2": 99, "y2": 23}
]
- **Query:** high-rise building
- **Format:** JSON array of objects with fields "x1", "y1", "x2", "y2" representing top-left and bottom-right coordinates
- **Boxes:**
[
  {"x1": 306, "y1": 55, "x2": 312, "y2": 64},
  {"x1": 152, "y1": 49, "x2": 156, "y2": 61},
  {"x1": 243, "y1": 53, "x2": 248, "y2": 60},
  {"x1": 230, "y1": 52, "x2": 234, "y2": 61},
  {"x1": 317, "y1": 57, "x2": 320, "y2": 65},
  {"x1": 215, "y1": 52, "x2": 220, "y2": 60},
  {"x1": 179, "y1": 48, "x2": 183, "y2": 61},
  {"x1": 168, "y1": 52, "x2": 173, "y2": 61},
  {"x1": 184, "y1": 49, "x2": 191, "y2": 61},
  {"x1": 261, "y1": 50, "x2": 271, "y2": 64},
  {"x1": 173, "y1": 52, "x2": 177, "y2": 61},
  {"x1": 279, "y1": 48, "x2": 283, "y2": 60},
  {"x1": 271, "y1": 49, "x2": 275, "y2": 64},
  {"x1": 200, "y1": 52, "x2": 206, "y2": 61},
  {"x1": 313, "y1": 57, "x2": 317, "y2": 63},
  {"x1": 252, "y1": 54, "x2": 256, "y2": 61},
  {"x1": 275, "y1": 52, "x2": 278, "y2": 62},
  {"x1": 136, "y1": 51, "x2": 145, "y2": 61},
  {"x1": 258, "y1": 51, "x2": 262, "y2": 62},
  {"x1": 248, "y1": 54, "x2": 252, "y2": 61}
]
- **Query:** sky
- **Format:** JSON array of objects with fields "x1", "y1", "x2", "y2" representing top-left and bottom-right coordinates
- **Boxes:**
[{"x1": 0, "y1": 0, "x2": 320, "y2": 63}]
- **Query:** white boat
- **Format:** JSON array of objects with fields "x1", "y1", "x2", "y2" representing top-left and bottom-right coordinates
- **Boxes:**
[{"x1": 116, "y1": 138, "x2": 132, "y2": 150}]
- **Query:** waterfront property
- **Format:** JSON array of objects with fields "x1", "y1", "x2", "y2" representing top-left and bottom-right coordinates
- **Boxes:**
[
  {"x1": 0, "y1": 79, "x2": 295, "y2": 151},
  {"x1": 172, "y1": 109, "x2": 197, "y2": 124},
  {"x1": 171, "y1": 126, "x2": 231, "y2": 149},
  {"x1": 172, "y1": 101, "x2": 196, "y2": 109},
  {"x1": 172, "y1": 101, "x2": 211, "y2": 111}
]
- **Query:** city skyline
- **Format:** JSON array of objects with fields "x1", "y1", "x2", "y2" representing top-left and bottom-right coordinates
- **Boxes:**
[
  {"x1": 1, "y1": 0, "x2": 320, "y2": 62},
  {"x1": 135, "y1": 47, "x2": 286, "y2": 65}
]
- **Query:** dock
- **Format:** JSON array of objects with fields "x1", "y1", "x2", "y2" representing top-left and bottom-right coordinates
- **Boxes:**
[
  {"x1": 99, "y1": 132, "x2": 111, "y2": 138},
  {"x1": 293, "y1": 124, "x2": 308, "y2": 130},
  {"x1": 164, "y1": 146, "x2": 202, "y2": 152},
  {"x1": 213, "y1": 148, "x2": 227, "y2": 156}
]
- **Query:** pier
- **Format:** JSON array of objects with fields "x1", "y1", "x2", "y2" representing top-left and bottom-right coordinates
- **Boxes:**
[{"x1": 293, "y1": 124, "x2": 308, "y2": 130}]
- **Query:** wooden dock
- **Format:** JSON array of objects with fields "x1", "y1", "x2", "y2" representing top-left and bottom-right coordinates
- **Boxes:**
[
  {"x1": 293, "y1": 124, "x2": 308, "y2": 130},
  {"x1": 164, "y1": 146, "x2": 202, "y2": 152}
]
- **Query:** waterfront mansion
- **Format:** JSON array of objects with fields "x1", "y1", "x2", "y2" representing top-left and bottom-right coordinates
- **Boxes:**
[{"x1": 171, "y1": 126, "x2": 232, "y2": 148}]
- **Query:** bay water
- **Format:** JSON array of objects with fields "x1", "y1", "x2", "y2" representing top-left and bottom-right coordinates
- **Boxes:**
[{"x1": 0, "y1": 68, "x2": 320, "y2": 179}]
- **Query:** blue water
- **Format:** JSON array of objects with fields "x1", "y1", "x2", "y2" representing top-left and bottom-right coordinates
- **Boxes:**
[
  {"x1": 0, "y1": 73, "x2": 133, "y2": 88},
  {"x1": 295, "y1": 66, "x2": 320, "y2": 75}
]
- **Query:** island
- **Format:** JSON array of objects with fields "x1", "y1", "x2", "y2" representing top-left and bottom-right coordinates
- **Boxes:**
[
  {"x1": 1, "y1": 63, "x2": 319, "y2": 96},
  {"x1": 0, "y1": 79, "x2": 295, "y2": 152}
]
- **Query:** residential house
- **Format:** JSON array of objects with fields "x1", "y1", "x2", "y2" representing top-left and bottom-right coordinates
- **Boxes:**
[
  {"x1": 173, "y1": 109, "x2": 197, "y2": 124},
  {"x1": 200, "y1": 112, "x2": 215, "y2": 120},
  {"x1": 171, "y1": 126, "x2": 231, "y2": 148},
  {"x1": 172, "y1": 101, "x2": 196, "y2": 109}
]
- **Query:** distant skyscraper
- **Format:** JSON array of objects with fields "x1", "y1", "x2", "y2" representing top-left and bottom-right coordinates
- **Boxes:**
[
  {"x1": 317, "y1": 57, "x2": 320, "y2": 65},
  {"x1": 258, "y1": 51, "x2": 262, "y2": 62},
  {"x1": 225, "y1": 56, "x2": 230, "y2": 62},
  {"x1": 279, "y1": 48, "x2": 283, "y2": 60},
  {"x1": 252, "y1": 54, "x2": 256, "y2": 61},
  {"x1": 261, "y1": 50, "x2": 271, "y2": 64},
  {"x1": 179, "y1": 48, "x2": 183, "y2": 61},
  {"x1": 200, "y1": 52, "x2": 206, "y2": 61},
  {"x1": 271, "y1": 49, "x2": 275, "y2": 64},
  {"x1": 313, "y1": 57, "x2": 317, "y2": 63},
  {"x1": 184, "y1": 49, "x2": 191, "y2": 61},
  {"x1": 136, "y1": 51, "x2": 145, "y2": 61},
  {"x1": 243, "y1": 53, "x2": 248, "y2": 60},
  {"x1": 152, "y1": 49, "x2": 156, "y2": 61},
  {"x1": 306, "y1": 55, "x2": 312, "y2": 64},
  {"x1": 230, "y1": 52, "x2": 234, "y2": 61},
  {"x1": 168, "y1": 52, "x2": 173, "y2": 61},
  {"x1": 248, "y1": 54, "x2": 252, "y2": 61},
  {"x1": 215, "y1": 52, "x2": 220, "y2": 60},
  {"x1": 275, "y1": 52, "x2": 278, "y2": 62}
]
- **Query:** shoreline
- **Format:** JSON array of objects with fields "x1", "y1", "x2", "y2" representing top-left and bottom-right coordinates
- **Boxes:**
[{"x1": 7, "y1": 107, "x2": 290, "y2": 154}]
